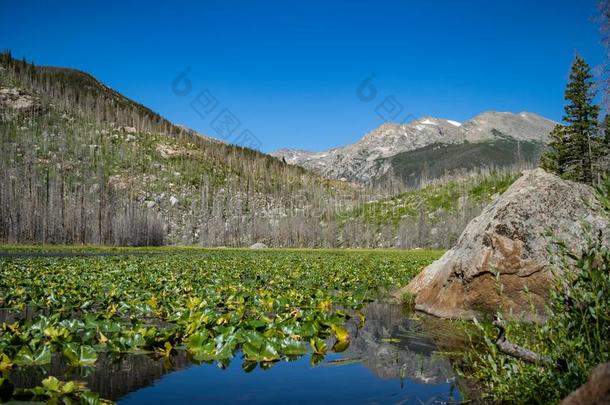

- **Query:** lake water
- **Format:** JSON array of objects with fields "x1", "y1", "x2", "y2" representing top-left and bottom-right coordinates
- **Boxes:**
[{"x1": 8, "y1": 302, "x2": 463, "y2": 404}]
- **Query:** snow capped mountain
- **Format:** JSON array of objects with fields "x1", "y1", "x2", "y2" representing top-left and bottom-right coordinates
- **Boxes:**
[{"x1": 272, "y1": 112, "x2": 556, "y2": 184}]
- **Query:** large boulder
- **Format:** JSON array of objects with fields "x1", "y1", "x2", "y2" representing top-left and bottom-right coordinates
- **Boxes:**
[
  {"x1": 560, "y1": 362, "x2": 610, "y2": 405},
  {"x1": 249, "y1": 242, "x2": 268, "y2": 249},
  {"x1": 395, "y1": 169, "x2": 609, "y2": 322}
]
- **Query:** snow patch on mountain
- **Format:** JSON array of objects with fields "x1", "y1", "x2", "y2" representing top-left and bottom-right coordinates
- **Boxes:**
[{"x1": 272, "y1": 111, "x2": 556, "y2": 184}]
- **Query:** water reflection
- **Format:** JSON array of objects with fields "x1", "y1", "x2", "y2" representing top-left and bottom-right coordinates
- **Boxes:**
[
  {"x1": 7, "y1": 302, "x2": 461, "y2": 403},
  {"x1": 9, "y1": 353, "x2": 189, "y2": 401},
  {"x1": 341, "y1": 302, "x2": 456, "y2": 384}
]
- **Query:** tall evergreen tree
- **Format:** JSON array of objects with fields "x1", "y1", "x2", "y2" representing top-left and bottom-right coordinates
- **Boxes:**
[
  {"x1": 541, "y1": 125, "x2": 570, "y2": 175},
  {"x1": 564, "y1": 56, "x2": 600, "y2": 183},
  {"x1": 542, "y1": 56, "x2": 602, "y2": 183}
]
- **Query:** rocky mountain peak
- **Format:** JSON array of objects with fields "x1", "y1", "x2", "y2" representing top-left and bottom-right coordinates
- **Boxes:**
[
  {"x1": 272, "y1": 111, "x2": 556, "y2": 184},
  {"x1": 462, "y1": 111, "x2": 555, "y2": 143}
]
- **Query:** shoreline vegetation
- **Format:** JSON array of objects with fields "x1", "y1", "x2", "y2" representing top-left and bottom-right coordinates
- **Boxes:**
[
  {"x1": 449, "y1": 42, "x2": 610, "y2": 404},
  {"x1": 0, "y1": 244, "x2": 444, "y2": 253},
  {"x1": 454, "y1": 230, "x2": 610, "y2": 404}
]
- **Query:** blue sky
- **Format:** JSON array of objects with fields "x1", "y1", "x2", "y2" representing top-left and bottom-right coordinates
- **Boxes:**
[{"x1": 1, "y1": 0, "x2": 606, "y2": 152}]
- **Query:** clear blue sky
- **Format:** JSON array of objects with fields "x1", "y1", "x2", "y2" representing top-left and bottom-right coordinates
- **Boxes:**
[{"x1": 1, "y1": 0, "x2": 606, "y2": 152}]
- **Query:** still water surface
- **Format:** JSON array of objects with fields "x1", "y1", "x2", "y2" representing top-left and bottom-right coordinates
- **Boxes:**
[
  {"x1": 8, "y1": 303, "x2": 462, "y2": 404},
  {"x1": 122, "y1": 302, "x2": 461, "y2": 404}
]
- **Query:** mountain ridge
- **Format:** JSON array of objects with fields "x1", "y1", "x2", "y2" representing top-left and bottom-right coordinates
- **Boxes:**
[{"x1": 272, "y1": 111, "x2": 556, "y2": 184}]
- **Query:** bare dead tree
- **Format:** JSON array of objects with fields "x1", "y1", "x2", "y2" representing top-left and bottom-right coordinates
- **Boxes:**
[{"x1": 493, "y1": 316, "x2": 550, "y2": 364}]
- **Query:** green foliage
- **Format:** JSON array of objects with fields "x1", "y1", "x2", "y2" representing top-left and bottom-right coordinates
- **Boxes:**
[
  {"x1": 603, "y1": 114, "x2": 610, "y2": 156},
  {"x1": 62, "y1": 343, "x2": 98, "y2": 366},
  {"x1": 460, "y1": 232, "x2": 610, "y2": 404},
  {"x1": 6, "y1": 376, "x2": 113, "y2": 404},
  {"x1": 541, "y1": 125, "x2": 570, "y2": 175},
  {"x1": 0, "y1": 248, "x2": 440, "y2": 401},
  {"x1": 13, "y1": 344, "x2": 51, "y2": 366},
  {"x1": 541, "y1": 56, "x2": 604, "y2": 184},
  {"x1": 400, "y1": 292, "x2": 416, "y2": 311},
  {"x1": 595, "y1": 174, "x2": 610, "y2": 212},
  {"x1": 339, "y1": 170, "x2": 518, "y2": 228}
]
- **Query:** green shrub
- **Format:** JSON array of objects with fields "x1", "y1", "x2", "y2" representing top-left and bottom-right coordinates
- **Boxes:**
[
  {"x1": 460, "y1": 230, "x2": 610, "y2": 404},
  {"x1": 401, "y1": 291, "x2": 416, "y2": 311}
]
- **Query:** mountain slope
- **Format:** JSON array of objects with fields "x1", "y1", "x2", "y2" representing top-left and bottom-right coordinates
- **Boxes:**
[
  {"x1": 273, "y1": 112, "x2": 555, "y2": 185},
  {"x1": 384, "y1": 137, "x2": 543, "y2": 187},
  {"x1": 0, "y1": 53, "x2": 357, "y2": 247},
  {"x1": 337, "y1": 168, "x2": 519, "y2": 248}
]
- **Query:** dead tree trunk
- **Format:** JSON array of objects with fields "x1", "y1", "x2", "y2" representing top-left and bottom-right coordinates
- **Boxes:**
[{"x1": 493, "y1": 316, "x2": 550, "y2": 364}]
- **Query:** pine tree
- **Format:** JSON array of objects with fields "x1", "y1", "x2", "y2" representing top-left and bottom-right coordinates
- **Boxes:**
[
  {"x1": 542, "y1": 56, "x2": 601, "y2": 183},
  {"x1": 564, "y1": 56, "x2": 600, "y2": 183},
  {"x1": 541, "y1": 125, "x2": 569, "y2": 175}
]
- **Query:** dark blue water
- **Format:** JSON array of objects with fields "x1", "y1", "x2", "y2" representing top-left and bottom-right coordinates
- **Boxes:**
[
  {"x1": 119, "y1": 352, "x2": 458, "y2": 404},
  {"x1": 118, "y1": 303, "x2": 462, "y2": 404}
]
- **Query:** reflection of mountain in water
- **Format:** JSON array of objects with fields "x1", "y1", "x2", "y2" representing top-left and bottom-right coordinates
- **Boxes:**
[{"x1": 342, "y1": 302, "x2": 456, "y2": 384}]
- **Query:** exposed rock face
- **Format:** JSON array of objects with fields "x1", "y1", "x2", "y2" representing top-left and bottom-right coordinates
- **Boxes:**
[
  {"x1": 395, "y1": 169, "x2": 609, "y2": 322},
  {"x1": 273, "y1": 112, "x2": 555, "y2": 184},
  {"x1": 155, "y1": 143, "x2": 191, "y2": 159},
  {"x1": 560, "y1": 362, "x2": 610, "y2": 405},
  {"x1": 0, "y1": 87, "x2": 43, "y2": 117}
]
